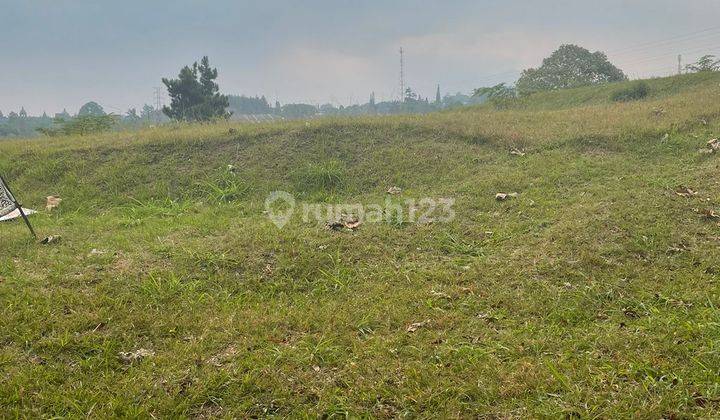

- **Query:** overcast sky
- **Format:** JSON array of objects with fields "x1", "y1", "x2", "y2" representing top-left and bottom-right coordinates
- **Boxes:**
[{"x1": 3, "y1": 0, "x2": 720, "y2": 115}]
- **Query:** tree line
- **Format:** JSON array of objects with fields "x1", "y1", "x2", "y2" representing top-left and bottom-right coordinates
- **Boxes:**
[{"x1": 3, "y1": 49, "x2": 718, "y2": 138}]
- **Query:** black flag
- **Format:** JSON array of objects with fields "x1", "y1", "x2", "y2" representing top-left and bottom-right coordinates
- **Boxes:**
[{"x1": 0, "y1": 175, "x2": 36, "y2": 238}]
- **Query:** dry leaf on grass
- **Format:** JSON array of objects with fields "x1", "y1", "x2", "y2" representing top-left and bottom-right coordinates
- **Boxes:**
[
  {"x1": 406, "y1": 319, "x2": 430, "y2": 333},
  {"x1": 701, "y1": 138, "x2": 720, "y2": 154},
  {"x1": 386, "y1": 186, "x2": 402, "y2": 195},
  {"x1": 326, "y1": 214, "x2": 362, "y2": 231},
  {"x1": 652, "y1": 107, "x2": 666, "y2": 117},
  {"x1": 46, "y1": 196, "x2": 62, "y2": 211},
  {"x1": 509, "y1": 147, "x2": 526, "y2": 157},
  {"x1": 674, "y1": 186, "x2": 697, "y2": 198},
  {"x1": 118, "y1": 348, "x2": 154, "y2": 364},
  {"x1": 699, "y1": 209, "x2": 720, "y2": 220},
  {"x1": 430, "y1": 289, "x2": 451, "y2": 299},
  {"x1": 207, "y1": 345, "x2": 238, "y2": 367},
  {"x1": 495, "y1": 192, "x2": 519, "y2": 201}
]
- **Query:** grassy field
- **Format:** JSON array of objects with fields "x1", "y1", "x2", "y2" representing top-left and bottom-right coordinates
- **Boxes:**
[{"x1": 2, "y1": 72, "x2": 720, "y2": 418}]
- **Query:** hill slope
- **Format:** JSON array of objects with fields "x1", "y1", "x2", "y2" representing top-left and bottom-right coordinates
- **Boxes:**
[{"x1": 2, "y1": 74, "x2": 720, "y2": 417}]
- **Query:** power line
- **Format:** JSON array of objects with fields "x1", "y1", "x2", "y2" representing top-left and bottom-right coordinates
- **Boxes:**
[
  {"x1": 606, "y1": 25, "x2": 720, "y2": 55},
  {"x1": 614, "y1": 43, "x2": 720, "y2": 67}
]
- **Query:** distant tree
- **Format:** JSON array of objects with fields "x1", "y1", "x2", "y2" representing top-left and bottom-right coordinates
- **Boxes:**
[
  {"x1": 516, "y1": 44, "x2": 626, "y2": 96},
  {"x1": 125, "y1": 108, "x2": 140, "y2": 121},
  {"x1": 369, "y1": 92, "x2": 376, "y2": 106},
  {"x1": 280, "y1": 103, "x2": 317, "y2": 119},
  {"x1": 404, "y1": 87, "x2": 418, "y2": 102},
  {"x1": 162, "y1": 56, "x2": 230, "y2": 122},
  {"x1": 473, "y1": 83, "x2": 516, "y2": 99},
  {"x1": 227, "y1": 95, "x2": 272, "y2": 115},
  {"x1": 78, "y1": 101, "x2": 106, "y2": 117},
  {"x1": 140, "y1": 104, "x2": 155, "y2": 121},
  {"x1": 685, "y1": 55, "x2": 720, "y2": 73},
  {"x1": 38, "y1": 115, "x2": 116, "y2": 137},
  {"x1": 435, "y1": 85, "x2": 441, "y2": 105},
  {"x1": 19, "y1": 107, "x2": 27, "y2": 118},
  {"x1": 274, "y1": 100, "x2": 282, "y2": 115}
]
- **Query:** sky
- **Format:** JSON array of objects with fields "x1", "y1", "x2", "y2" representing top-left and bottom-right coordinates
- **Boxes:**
[{"x1": 2, "y1": 0, "x2": 720, "y2": 115}]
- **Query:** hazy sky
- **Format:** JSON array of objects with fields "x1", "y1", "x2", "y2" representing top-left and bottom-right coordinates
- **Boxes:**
[{"x1": 3, "y1": 1, "x2": 720, "y2": 115}]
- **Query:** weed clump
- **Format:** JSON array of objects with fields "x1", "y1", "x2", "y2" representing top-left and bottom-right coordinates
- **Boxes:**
[
  {"x1": 293, "y1": 160, "x2": 346, "y2": 193},
  {"x1": 200, "y1": 167, "x2": 251, "y2": 202},
  {"x1": 611, "y1": 81, "x2": 649, "y2": 102}
]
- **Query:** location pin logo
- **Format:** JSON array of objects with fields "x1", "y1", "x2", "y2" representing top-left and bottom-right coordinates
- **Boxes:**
[{"x1": 265, "y1": 191, "x2": 296, "y2": 229}]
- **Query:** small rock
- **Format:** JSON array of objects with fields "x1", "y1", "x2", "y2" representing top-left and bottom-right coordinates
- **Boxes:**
[
  {"x1": 495, "y1": 192, "x2": 519, "y2": 201},
  {"x1": 406, "y1": 320, "x2": 430, "y2": 333},
  {"x1": 40, "y1": 235, "x2": 61, "y2": 245}
]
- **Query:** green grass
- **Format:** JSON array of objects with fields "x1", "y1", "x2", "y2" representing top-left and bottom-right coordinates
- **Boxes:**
[
  {"x1": 2, "y1": 73, "x2": 720, "y2": 417},
  {"x1": 465, "y1": 71, "x2": 720, "y2": 111}
]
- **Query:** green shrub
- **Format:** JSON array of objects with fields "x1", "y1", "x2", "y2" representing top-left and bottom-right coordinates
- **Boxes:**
[{"x1": 611, "y1": 82, "x2": 649, "y2": 102}]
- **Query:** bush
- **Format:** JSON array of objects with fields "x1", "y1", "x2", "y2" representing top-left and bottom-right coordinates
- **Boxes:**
[{"x1": 611, "y1": 82, "x2": 649, "y2": 102}]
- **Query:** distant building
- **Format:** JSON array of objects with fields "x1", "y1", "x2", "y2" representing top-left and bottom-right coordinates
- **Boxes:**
[{"x1": 54, "y1": 108, "x2": 71, "y2": 120}]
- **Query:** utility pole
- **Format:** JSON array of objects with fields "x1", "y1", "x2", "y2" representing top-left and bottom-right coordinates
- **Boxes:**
[
  {"x1": 678, "y1": 55, "x2": 682, "y2": 75},
  {"x1": 399, "y1": 47, "x2": 405, "y2": 102},
  {"x1": 153, "y1": 87, "x2": 164, "y2": 123}
]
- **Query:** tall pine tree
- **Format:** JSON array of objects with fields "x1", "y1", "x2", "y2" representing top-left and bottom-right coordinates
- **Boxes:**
[{"x1": 162, "y1": 56, "x2": 230, "y2": 122}]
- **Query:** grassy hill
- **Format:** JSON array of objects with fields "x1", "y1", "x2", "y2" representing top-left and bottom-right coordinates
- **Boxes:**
[{"x1": 2, "y1": 72, "x2": 720, "y2": 417}]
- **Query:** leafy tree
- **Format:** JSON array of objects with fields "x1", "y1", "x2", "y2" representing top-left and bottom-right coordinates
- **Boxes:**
[
  {"x1": 78, "y1": 101, "x2": 106, "y2": 117},
  {"x1": 404, "y1": 87, "x2": 418, "y2": 102},
  {"x1": 473, "y1": 83, "x2": 516, "y2": 100},
  {"x1": 435, "y1": 85, "x2": 441, "y2": 105},
  {"x1": 126, "y1": 108, "x2": 138, "y2": 119},
  {"x1": 162, "y1": 56, "x2": 230, "y2": 122},
  {"x1": 140, "y1": 104, "x2": 155, "y2": 121},
  {"x1": 516, "y1": 44, "x2": 626, "y2": 96},
  {"x1": 472, "y1": 83, "x2": 517, "y2": 109},
  {"x1": 685, "y1": 55, "x2": 720, "y2": 73}
]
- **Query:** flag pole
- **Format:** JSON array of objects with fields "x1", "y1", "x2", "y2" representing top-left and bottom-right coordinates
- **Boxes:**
[{"x1": 0, "y1": 175, "x2": 36, "y2": 239}]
